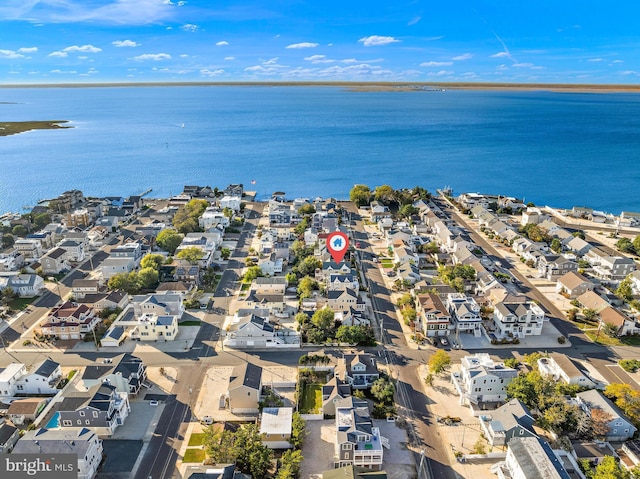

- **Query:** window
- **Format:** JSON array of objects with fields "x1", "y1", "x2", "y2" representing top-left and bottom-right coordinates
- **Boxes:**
[
  {"x1": 86, "y1": 420, "x2": 90, "y2": 425},
  {"x1": 93, "y1": 411, "x2": 99, "y2": 418},
  {"x1": 77, "y1": 420, "x2": 82, "y2": 425},
  {"x1": 344, "y1": 453, "x2": 350, "y2": 460},
  {"x1": 62, "y1": 420, "x2": 72, "y2": 427},
  {"x1": 79, "y1": 411, "x2": 85, "y2": 417},
  {"x1": 342, "y1": 444, "x2": 352, "y2": 450}
]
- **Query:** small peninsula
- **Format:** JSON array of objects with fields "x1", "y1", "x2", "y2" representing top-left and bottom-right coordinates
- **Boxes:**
[{"x1": 0, "y1": 120, "x2": 72, "y2": 137}]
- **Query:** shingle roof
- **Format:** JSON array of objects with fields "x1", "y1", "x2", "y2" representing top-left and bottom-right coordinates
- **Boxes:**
[{"x1": 33, "y1": 359, "x2": 59, "y2": 378}]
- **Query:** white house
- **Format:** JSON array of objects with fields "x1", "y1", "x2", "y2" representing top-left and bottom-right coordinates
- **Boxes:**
[
  {"x1": 14, "y1": 359, "x2": 62, "y2": 395},
  {"x1": 14, "y1": 427, "x2": 103, "y2": 479},
  {"x1": 494, "y1": 437, "x2": 572, "y2": 479},
  {"x1": 446, "y1": 293, "x2": 482, "y2": 336},
  {"x1": 492, "y1": 301, "x2": 545, "y2": 339},
  {"x1": 0, "y1": 363, "x2": 28, "y2": 398},
  {"x1": 452, "y1": 353, "x2": 518, "y2": 408},
  {"x1": 220, "y1": 195, "x2": 242, "y2": 212},
  {"x1": 260, "y1": 407, "x2": 293, "y2": 449},
  {"x1": 199, "y1": 207, "x2": 230, "y2": 230},
  {"x1": 537, "y1": 354, "x2": 595, "y2": 388},
  {"x1": 0, "y1": 274, "x2": 44, "y2": 297}
]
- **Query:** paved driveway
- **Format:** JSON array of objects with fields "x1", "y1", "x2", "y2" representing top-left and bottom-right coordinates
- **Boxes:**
[{"x1": 97, "y1": 440, "x2": 143, "y2": 479}]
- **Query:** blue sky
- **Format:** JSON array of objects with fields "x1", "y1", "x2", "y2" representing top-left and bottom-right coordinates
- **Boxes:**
[{"x1": 0, "y1": 0, "x2": 639, "y2": 84}]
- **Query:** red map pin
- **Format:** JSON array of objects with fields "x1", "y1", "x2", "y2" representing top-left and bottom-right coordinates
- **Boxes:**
[{"x1": 326, "y1": 231, "x2": 349, "y2": 263}]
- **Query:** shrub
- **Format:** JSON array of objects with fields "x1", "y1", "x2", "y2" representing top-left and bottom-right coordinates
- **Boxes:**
[{"x1": 558, "y1": 336, "x2": 566, "y2": 344}]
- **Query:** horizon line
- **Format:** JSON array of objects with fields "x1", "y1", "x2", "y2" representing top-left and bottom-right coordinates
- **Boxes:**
[{"x1": 1, "y1": 81, "x2": 640, "y2": 91}]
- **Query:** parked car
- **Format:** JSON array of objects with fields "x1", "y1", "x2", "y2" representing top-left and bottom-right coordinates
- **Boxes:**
[
  {"x1": 149, "y1": 400, "x2": 159, "y2": 406},
  {"x1": 440, "y1": 338, "x2": 449, "y2": 346},
  {"x1": 201, "y1": 416, "x2": 213, "y2": 425},
  {"x1": 386, "y1": 270, "x2": 397, "y2": 277}
]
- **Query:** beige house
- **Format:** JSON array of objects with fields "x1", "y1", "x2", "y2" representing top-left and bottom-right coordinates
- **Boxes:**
[
  {"x1": 556, "y1": 271, "x2": 595, "y2": 298},
  {"x1": 260, "y1": 407, "x2": 293, "y2": 449},
  {"x1": 7, "y1": 397, "x2": 48, "y2": 425},
  {"x1": 227, "y1": 363, "x2": 262, "y2": 414}
]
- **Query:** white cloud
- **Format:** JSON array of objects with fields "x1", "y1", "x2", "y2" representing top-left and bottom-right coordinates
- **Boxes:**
[
  {"x1": 358, "y1": 35, "x2": 400, "y2": 47},
  {"x1": 63, "y1": 44, "x2": 102, "y2": 53},
  {"x1": 216, "y1": 41, "x2": 229, "y2": 46},
  {"x1": 408, "y1": 16, "x2": 421, "y2": 26},
  {"x1": 18, "y1": 47, "x2": 37, "y2": 53},
  {"x1": 621, "y1": 70, "x2": 639, "y2": 76},
  {"x1": 496, "y1": 64, "x2": 508, "y2": 71},
  {"x1": 304, "y1": 54, "x2": 334, "y2": 64},
  {"x1": 49, "y1": 51, "x2": 68, "y2": 58},
  {"x1": 452, "y1": 53, "x2": 472, "y2": 61},
  {"x1": 427, "y1": 70, "x2": 453, "y2": 77},
  {"x1": 512, "y1": 62, "x2": 533, "y2": 68},
  {"x1": 181, "y1": 24, "x2": 199, "y2": 32},
  {"x1": 0, "y1": 49, "x2": 24, "y2": 59},
  {"x1": 286, "y1": 42, "x2": 319, "y2": 49},
  {"x1": 490, "y1": 52, "x2": 509, "y2": 58},
  {"x1": 420, "y1": 61, "x2": 453, "y2": 67},
  {"x1": 0, "y1": 0, "x2": 178, "y2": 25},
  {"x1": 180, "y1": 54, "x2": 189, "y2": 58},
  {"x1": 200, "y1": 68, "x2": 224, "y2": 77},
  {"x1": 224, "y1": 56, "x2": 235, "y2": 60},
  {"x1": 112, "y1": 40, "x2": 139, "y2": 47},
  {"x1": 588, "y1": 58, "x2": 603, "y2": 62},
  {"x1": 132, "y1": 53, "x2": 171, "y2": 61},
  {"x1": 611, "y1": 60, "x2": 623, "y2": 64},
  {"x1": 342, "y1": 58, "x2": 358, "y2": 64},
  {"x1": 263, "y1": 57, "x2": 279, "y2": 65}
]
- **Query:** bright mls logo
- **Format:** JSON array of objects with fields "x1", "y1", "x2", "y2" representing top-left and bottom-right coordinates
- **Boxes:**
[{"x1": 1, "y1": 454, "x2": 77, "y2": 478}]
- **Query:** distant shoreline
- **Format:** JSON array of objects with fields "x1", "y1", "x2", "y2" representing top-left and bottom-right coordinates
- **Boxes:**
[{"x1": 1, "y1": 81, "x2": 640, "y2": 93}]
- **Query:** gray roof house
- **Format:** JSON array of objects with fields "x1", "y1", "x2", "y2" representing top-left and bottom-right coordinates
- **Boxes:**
[
  {"x1": 479, "y1": 399, "x2": 536, "y2": 446},
  {"x1": 227, "y1": 363, "x2": 263, "y2": 414},
  {"x1": 80, "y1": 353, "x2": 147, "y2": 396},
  {"x1": 0, "y1": 420, "x2": 19, "y2": 453},
  {"x1": 13, "y1": 427, "x2": 103, "y2": 479},
  {"x1": 322, "y1": 376, "x2": 352, "y2": 416},
  {"x1": 575, "y1": 389, "x2": 638, "y2": 442},
  {"x1": 341, "y1": 353, "x2": 379, "y2": 390}
]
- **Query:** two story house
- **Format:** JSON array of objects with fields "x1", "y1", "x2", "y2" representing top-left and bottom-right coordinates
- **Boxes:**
[
  {"x1": 575, "y1": 390, "x2": 637, "y2": 442},
  {"x1": 226, "y1": 362, "x2": 263, "y2": 415},
  {"x1": 537, "y1": 354, "x2": 595, "y2": 388},
  {"x1": 492, "y1": 300, "x2": 545, "y2": 339},
  {"x1": 80, "y1": 354, "x2": 147, "y2": 397},
  {"x1": 453, "y1": 353, "x2": 518, "y2": 409},
  {"x1": 446, "y1": 293, "x2": 482, "y2": 336},
  {"x1": 341, "y1": 353, "x2": 379, "y2": 390},
  {"x1": 40, "y1": 302, "x2": 101, "y2": 340},
  {"x1": 416, "y1": 293, "x2": 452, "y2": 338},
  {"x1": 479, "y1": 399, "x2": 536, "y2": 447}
]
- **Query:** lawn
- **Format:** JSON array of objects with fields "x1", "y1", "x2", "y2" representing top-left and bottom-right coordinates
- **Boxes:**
[
  {"x1": 380, "y1": 260, "x2": 394, "y2": 268},
  {"x1": 298, "y1": 383, "x2": 323, "y2": 414},
  {"x1": 187, "y1": 433, "x2": 205, "y2": 447},
  {"x1": 240, "y1": 283, "x2": 251, "y2": 291},
  {"x1": 9, "y1": 296, "x2": 37, "y2": 311},
  {"x1": 584, "y1": 330, "x2": 621, "y2": 346},
  {"x1": 183, "y1": 448, "x2": 205, "y2": 463}
]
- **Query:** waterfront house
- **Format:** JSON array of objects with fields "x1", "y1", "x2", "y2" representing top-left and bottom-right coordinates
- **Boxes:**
[
  {"x1": 479, "y1": 399, "x2": 536, "y2": 447},
  {"x1": 14, "y1": 427, "x2": 103, "y2": 479},
  {"x1": 340, "y1": 353, "x2": 379, "y2": 390},
  {"x1": 260, "y1": 407, "x2": 293, "y2": 449},
  {"x1": 199, "y1": 207, "x2": 230, "y2": 230},
  {"x1": 575, "y1": 390, "x2": 637, "y2": 442},
  {"x1": 453, "y1": 353, "x2": 518, "y2": 409},
  {"x1": 416, "y1": 293, "x2": 452, "y2": 337},
  {"x1": 586, "y1": 248, "x2": 636, "y2": 281},
  {"x1": 563, "y1": 236, "x2": 593, "y2": 256},
  {"x1": 57, "y1": 383, "x2": 130, "y2": 436},
  {"x1": 227, "y1": 363, "x2": 262, "y2": 414},
  {"x1": 219, "y1": 195, "x2": 242, "y2": 212},
  {"x1": 555, "y1": 272, "x2": 595, "y2": 298},
  {"x1": 40, "y1": 302, "x2": 100, "y2": 340},
  {"x1": 334, "y1": 396, "x2": 386, "y2": 470},
  {"x1": 537, "y1": 354, "x2": 595, "y2": 388}
]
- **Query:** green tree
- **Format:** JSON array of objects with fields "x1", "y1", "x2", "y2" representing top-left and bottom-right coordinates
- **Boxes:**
[
  {"x1": 277, "y1": 449, "x2": 303, "y2": 479},
  {"x1": 285, "y1": 272, "x2": 298, "y2": 285},
  {"x1": 233, "y1": 424, "x2": 274, "y2": 478},
  {"x1": 294, "y1": 256, "x2": 322, "y2": 276},
  {"x1": 349, "y1": 184, "x2": 372, "y2": 207},
  {"x1": 593, "y1": 456, "x2": 630, "y2": 479},
  {"x1": 505, "y1": 373, "x2": 538, "y2": 408},
  {"x1": 243, "y1": 265, "x2": 264, "y2": 282},
  {"x1": 398, "y1": 204, "x2": 419, "y2": 218},
  {"x1": 290, "y1": 412, "x2": 306, "y2": 449},
  {"x1": 616, "y1": 237, "x2": 635, "y2": 254},
  {"x1": 220, "y1": 247, "x2": 231, "y2": 260},
  {"x1": 634, "y1": 236, "x2": 640, "y2": 255},
  {"x1": 298, "y1": 203, "x2": 316, "y2": 215},
  {"x1": 616, "y1": 276, "x2": 633, "y2": 302},
  {"x1": 503, "y1": 358, "x2": 520, "y2": 369},
  {"x1": 1, "y1": 233, "x2": 15, "y2": 248},
  {"x1": 293, "y1": 217, "x2": 309, "y2": 237},
  {"x1": 140, "y1": 253, "x2": 166, "y2": 270},
  {"x1": 572, "y1": 230, "x2": 586, "y2": 239},
  {"x1": 551, "y1": 238, "x2": 562, "y2": 253},
  {"x1": 222, "y1": 207, "x2": 233, "y2": 218},
  {"x1": 428, "y1": 350, "x2": 451, "y2": 374},
  {"x1": 203, "y1": 426, "x2": 235, "y2": 464},
  {"x1": 583, "y1": 308, "x2": 598, "y2": 321},
  {"x1": 371, "y1": 377, "x2": 395, "y2": 404},
  {"x1": 137, "y1": 267, "x2": 159, "y2": 289},
  {"x1": 12, "y1": 225, "x2": 27, "y2": 237},
  {"x1": 156, "y1": 229, "x2": 184, "y2": 254},
  {"x1": 1, "y1": 287, "x2": 16, "y2": 306},
  {"x1": 107, "y1": 271, "x2": 140, "y2": 294},
  {"x1": 604, "y1": 383, "x2": 640, "y2": 426},
  {"x1": 297, "y1": 276, "x2": 318, "y2": 299},
  {"x1": 177, "y1": 246, "x2": 204, "y2": 264},
  {"x1": 401, "y1": 307, "x2": 417, "y2": 326},
  {"x1": 374, "y1": 184, "x2": 395, "y2": 205},
  {"x1": 31, "y1": 212, "x2": 51, "y2": 228},
  {"x1": 396, "y1": 293, "x2": 414, "y2": 309},
  {"x1": 311, "y1": 307, "x2": 334, "y2": 330},
  {"x1": 295, "y1": 312, "x2": 309, "y2": 326}
]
